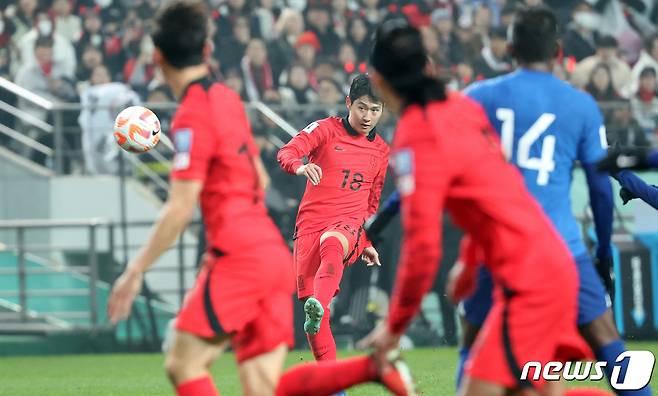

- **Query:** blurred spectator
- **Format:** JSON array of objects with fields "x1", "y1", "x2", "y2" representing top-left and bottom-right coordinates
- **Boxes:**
[
  {"x1": 241, "y1": 38, "x2": 274, "y2": 101},
  {"x1": 631, "y1": 67, "x2": 658, "y2": 135},
  {"x1": 571, "y1": 36, "x2": 632, "y2": 97},
  {"x1": 17, "y1": 11, "x2": 77, "y2": 78},
  {"x1": 76, "y1": 44, "x2": 104, "y2": 91},
  {"x1": 337, "y1": 42, "x2": 365, "y2": 78},
  {"x1": 330, "y1": 0, "x2": 349, "y2": 39},
  {"x1": 563, "y1": 1, "x2": 599, "y2": 62},
  {"x1": 15, "y1": 35, "x2": 78, "y2": 166},
  {"x1": 347, "y1": 17, "x2": 370, "y2": 63},
  {"x1": 78, "y1": 64, "x2": 140, "y2": 174},
  {"x1": 606, "y1": 99, "x2": 650, "y2": 147},
  {"x1": 252, "y1": 0, "x2": 277, "y2": 41},
  {"x1": 15, "y1": 35, "x2": 74, "y2": 119},
  {"x1": 6, "y1": 0, "x2": 38, "y2": 45},
  {"x1": 292, "y1": 30, "x2": 320, "y2": 84},
  {"x1": 585, "y1": 63, "x2": 620, "y2": 102},
  {"x1": 499, "y1": 4, "x2": 516, "y2": 29},
  {"x1": 420, "y1": 26, "x2": 447, "y2": 69},
  {"x1": 594, "y1": 0, "x2": 644, "y2": 64},
  {"x1": 270, "y1": 8, "x2": 305, "y2": 84},
  {"x1": 224, "y1": 68, "x2": 247, "y2": 100},
  {"x1": 314, "y1": 56, "x2": 341, "y2": 84},
  {"x1": 52, "y1": 0, "x2": 82, "y2": 44},
  {"x1": 0, "y1": 9, "x2": 16, "y2": 48},
  {"x1": 124, "y1": 36, "x2": 156, "y2": 97},
  {"x1": 454, "y1": 61, "x2": 475, "y2": 88},
  {"x1": 455, "y1": 22, "x2": 481, "y2": 64},
  {"x1": 218, "y1": 16, "x2": 251, "y2": 73},
  {"x1": 432, "y1": 8, "x2": 462, "y2": 67},
  {"x1": 77, "y1": 6, "x2": 104, "y2": 57},
  {"x1": 312, "y1": 77, "x2": 344, "y2": 118},
  {"x1": 305, "y1": 3, "x2": 340, "y2": 57},
  {"x1": 216, "y1": 0, "x2": 250, "y2": 40},
  {"x1": 630, "y1": 35, "x2": 658, "y2": 94},
  {"x1": 472, "y1": 3, "x2": 492, "y2": 39},
  {"x1": 472, "y1": 26, "x2": 511, "y2": 79},
  {"x1": 361, "y1": 0, "x2": 384, "y2": 25},
  {"x1": 279, "y1": 63, "x2": 317, "y2": 105}
]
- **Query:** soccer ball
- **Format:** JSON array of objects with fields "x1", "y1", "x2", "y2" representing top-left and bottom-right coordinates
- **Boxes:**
[{"x1": 113, "y1": 106, "x2": 161, "y2": 153}]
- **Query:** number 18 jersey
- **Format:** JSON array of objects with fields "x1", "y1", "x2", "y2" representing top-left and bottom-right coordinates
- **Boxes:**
[
  {"x1": 277, "y1": 116, "x2": 390, "y2": 239},
  {"x1": 465, "y1": 69, "x2": 607, "y2": 258}
]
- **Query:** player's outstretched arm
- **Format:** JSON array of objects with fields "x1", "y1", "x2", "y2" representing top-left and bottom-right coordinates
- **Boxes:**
[
  {"x1": 614, "y1": 170, "x2": 658, "y2": 210},
  {"x1": 108, "y1": 180, "x2": 201, "y2": 324}
]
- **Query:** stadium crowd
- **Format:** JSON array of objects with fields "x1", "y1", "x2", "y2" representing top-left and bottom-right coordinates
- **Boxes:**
[{"x1": 1, "y1": 0, "x2": 658, "y2": 163}]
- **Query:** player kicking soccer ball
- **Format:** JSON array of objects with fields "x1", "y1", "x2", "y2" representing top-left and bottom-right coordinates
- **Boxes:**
[
  {"x1": 278, "y1": 74, "x2": 390, "y2": 362},
  {"x1": 360, "y1": 19, "x2": 591, "y2": 396},
  {"x1": 107, "y1": 2, "x2": 412, "y2": 395}
]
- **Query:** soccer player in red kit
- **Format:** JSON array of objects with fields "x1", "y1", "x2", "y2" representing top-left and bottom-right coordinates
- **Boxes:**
[
  {"x1": 107, "y1": 2, "x2": 295, "y2": 395},
  {"x1": 277, "y1": 74, "x2": 390, "y2": 362},
  {"x1": 360, "y1": 20, "x2": 591, "y2": 396}
]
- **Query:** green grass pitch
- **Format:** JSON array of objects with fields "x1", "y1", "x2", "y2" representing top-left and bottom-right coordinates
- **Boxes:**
[{"x1": 1, "y1": 343, "x2": 657, "y2": 395}]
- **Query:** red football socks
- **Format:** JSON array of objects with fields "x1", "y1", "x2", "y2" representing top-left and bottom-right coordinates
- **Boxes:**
[
  {"x1": 307, "y1": 308, "x2": 336, "y2": 361},
  {"x1": 314, "y1": 236, "x2": 345, "y2": 308},
  {"x1": 275, "y1": 356, "x2": 377, "y2": 396},
  {"x1": 175, "y1": 375, "x2": 219, "y2": 396},
  {"x1": 308, "y1": 236, "x2": 346, "y2": 362}
]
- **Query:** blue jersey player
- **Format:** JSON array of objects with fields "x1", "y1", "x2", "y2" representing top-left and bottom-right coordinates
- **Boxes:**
[{"x1": 456, "y1": 8, "x2": 651, "y2": 396}]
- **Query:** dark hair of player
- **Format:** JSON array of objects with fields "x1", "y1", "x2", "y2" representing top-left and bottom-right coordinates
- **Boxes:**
[
  {"x1": 348, "y1": 74, "x2": 381, "y2": 104},
  {"x1": 511, "y1": 7, "x2": 558, "y2": 64},
  {"x1": 151, "y1": 0, "x2": 208, "y2": 69},
  {"x1": 370, "y1": 19, "x2": 446, "y2": 106}
]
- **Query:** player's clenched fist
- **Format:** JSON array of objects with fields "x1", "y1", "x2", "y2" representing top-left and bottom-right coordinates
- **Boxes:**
[{"x1": 296, "y1": 163, "x2": 323, "y2": 185}]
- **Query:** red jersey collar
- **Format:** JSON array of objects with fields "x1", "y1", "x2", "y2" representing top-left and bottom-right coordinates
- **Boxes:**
[
  {"x1": 179, "y1": 75, "x2": 215, "y2": 103},
  {"x1": 342, "y1": 116, "x2": 377, "y2": 142}
]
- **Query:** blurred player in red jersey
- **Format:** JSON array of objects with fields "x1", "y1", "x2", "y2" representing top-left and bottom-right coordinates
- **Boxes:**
[
  {"x1": 107, "y1": 1, "x2": 295, "y2": 395},
  {"x1": 359, "y1": 20, "x2": 592, "y2": 396},
  {"x1": 277, "y1": 74, "x2": 390, "y2": 364},
  {"x1": 107, "y1": 2, "x2": 414, "y2": 395}
]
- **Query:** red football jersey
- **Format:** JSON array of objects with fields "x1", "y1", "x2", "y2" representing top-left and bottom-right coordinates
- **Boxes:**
[
  {"x1": 387, "y1": 92, "x2": 576, "y2": 334},
  {"x1": 277, "y1": 116, "x2": 390, "y2": 238},
  {"x1": 170, "y1": 77, "x2": 284, "y2": 253}
]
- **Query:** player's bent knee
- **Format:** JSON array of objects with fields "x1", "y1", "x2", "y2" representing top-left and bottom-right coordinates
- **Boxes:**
[{"x1": 319, "y1": 231, "x2": 349, "y2": 256}]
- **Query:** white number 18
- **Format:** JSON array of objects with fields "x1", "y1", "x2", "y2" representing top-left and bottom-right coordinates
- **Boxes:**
[{"x1": 496, "y1": 108, "x2": 556, "y2": 186}]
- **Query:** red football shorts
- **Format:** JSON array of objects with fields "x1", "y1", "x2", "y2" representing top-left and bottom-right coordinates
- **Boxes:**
[
  {"x1": 293, "y1": 220, "x2": 366, "y2": 299},
  {"x1": 465, "y1": 246, "x2": 592, "y2": 390},
  {"x1": 175, "y1": 242, "x2": 294, "y2": 363}
]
